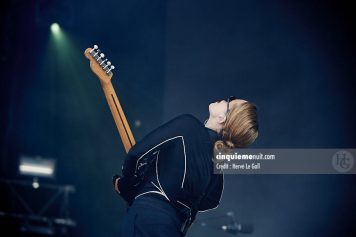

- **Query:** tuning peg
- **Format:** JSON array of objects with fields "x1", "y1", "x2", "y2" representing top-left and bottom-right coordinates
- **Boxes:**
[
  {"x1": 106, "y1": 65, "x2": 115, "y2": 74},
  {"x1": 100, "y1": 58, "x2": 108, "y2": 66},
  {"x1": 97, "y1": 53, "x2": 105, "y2": 62},
  {"x1": 90, "y1": 45, "x2": 98, "y2": 53},
  {"x1": 103, "y1": 61, "x2": 111, "y2": 70},
  {"x1": 93, "y1": 49, "x2": 101, "y2": 57}
]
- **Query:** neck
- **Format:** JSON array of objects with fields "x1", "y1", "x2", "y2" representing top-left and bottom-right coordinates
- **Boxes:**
[{"x1": 204, "y1": 117, "x2": 221, "y2": 133}]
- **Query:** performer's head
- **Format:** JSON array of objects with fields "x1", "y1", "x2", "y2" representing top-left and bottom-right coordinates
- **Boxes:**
[{"x1": 205, "y1": 96, "x2": 258, "y2": 150}]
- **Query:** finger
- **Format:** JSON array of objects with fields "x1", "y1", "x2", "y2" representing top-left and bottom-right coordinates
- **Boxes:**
[{"x1": 115, "y1": 177, "x2": 121, "y2": 193}]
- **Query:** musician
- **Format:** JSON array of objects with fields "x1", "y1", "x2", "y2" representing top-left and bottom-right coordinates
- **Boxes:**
[{"x1": 113, "y1": 96, "x2": 258, "y2": 237}]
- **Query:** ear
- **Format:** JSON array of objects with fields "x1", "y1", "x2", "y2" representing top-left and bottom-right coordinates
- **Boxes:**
[{"x1": 217, "y1": 114, "x2": 227, "y2": 124}]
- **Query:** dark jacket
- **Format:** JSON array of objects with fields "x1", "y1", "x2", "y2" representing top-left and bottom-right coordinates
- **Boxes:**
[{"x1": 119, "y1": 114, "x2": 223, "y2": 212}]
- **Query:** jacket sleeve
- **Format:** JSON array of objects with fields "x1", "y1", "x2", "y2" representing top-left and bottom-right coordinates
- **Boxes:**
[
  {"x1": 121, "y1": 114, "x2": 197, "y2": 183},
  {"x1": 197, "y1": 172, "x2": 224, "y2": 211}
]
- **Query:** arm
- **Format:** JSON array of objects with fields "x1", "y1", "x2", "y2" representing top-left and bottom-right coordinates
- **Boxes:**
[
  {"x1": 114, "y1": 114, "x2": 198, "y2": 202},
  {"x1": 197, "y1": 173, "x2": 224, "y2": 211},
  {"x1": 122, "y1": 114, "x2": 196, "y2": 181}
]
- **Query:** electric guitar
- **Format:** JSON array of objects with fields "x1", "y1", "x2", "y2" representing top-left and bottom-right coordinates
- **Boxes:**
[{"x1": 84, "y1": 45, "x2": 135, "y2": 153}]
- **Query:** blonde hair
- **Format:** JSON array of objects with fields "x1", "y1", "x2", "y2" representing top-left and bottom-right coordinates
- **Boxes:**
[{"x1": 214, "y1": 101, "x2": 258, "y2": 151}]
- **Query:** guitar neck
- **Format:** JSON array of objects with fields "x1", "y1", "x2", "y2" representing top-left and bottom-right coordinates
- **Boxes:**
[{"x1": 100, "y1": 81, "x2": 136, "y2": 153}]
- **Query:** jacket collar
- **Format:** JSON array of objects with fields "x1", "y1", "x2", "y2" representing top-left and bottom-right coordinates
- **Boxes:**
[{"x1": 205, "y1": 127, "x2": 221, "y2": 143}]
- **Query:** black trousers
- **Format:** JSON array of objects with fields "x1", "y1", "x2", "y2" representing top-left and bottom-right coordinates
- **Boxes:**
[{"x1": 120, "y1": 195, "x2": 184, "y2": 237}]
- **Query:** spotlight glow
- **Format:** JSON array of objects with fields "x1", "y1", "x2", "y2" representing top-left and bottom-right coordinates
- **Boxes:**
[
  {"x1": 20, "y1": 164, "x2": 54, "y2": 175},
  {"x1": 51, "y1": 23, "x2": 60, "y2": 34},
  {"x1": 19, "y1": 156, "x2": 56, "y2": 178},
  {"x1": 32, "y1": 179, "x2": 40, "y2": 189}
]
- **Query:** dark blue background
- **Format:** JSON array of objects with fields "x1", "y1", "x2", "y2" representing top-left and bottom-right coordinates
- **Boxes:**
[{"x1": 0, "y1": 0, "x2": 355, "y2": 236}]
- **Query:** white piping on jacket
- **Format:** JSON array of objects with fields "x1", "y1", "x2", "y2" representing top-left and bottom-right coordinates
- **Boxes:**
[
  {"x1": 135, "y1": 136, "x2": 187, "y2": 188},
  {"x1": 198, "y1": 171, "x2": 224, "y2": 212},
  {"x1": 132, "y1": 135, "x2": 223, "y2": 212},
  {"x1": 135, "y1": 191, "x2": 168, "y2": 200}
]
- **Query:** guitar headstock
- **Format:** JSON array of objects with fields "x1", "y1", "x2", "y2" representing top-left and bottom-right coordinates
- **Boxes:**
[{"x1": 84, "y1": 45, "x2": 116, "y2": 84}]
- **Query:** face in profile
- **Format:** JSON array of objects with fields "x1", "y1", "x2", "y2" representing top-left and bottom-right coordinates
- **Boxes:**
[{"x1": 208, "y1": 98, "x2": 247, "y2": 119}]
